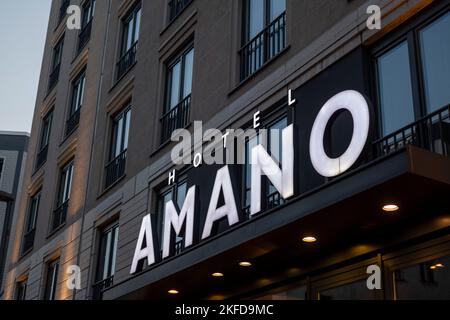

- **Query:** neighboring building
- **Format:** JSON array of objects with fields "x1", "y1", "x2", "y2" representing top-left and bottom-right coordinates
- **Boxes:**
[
  {"x1": 2, "y1": 0, "x2": 450, "y2": 300},
  {"x1": 0, "y1": 132, "x2": 29, "y2": 298}
]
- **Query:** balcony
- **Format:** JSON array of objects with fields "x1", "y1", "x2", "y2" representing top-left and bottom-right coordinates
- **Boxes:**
[
  {"x1": 374, "y1": 105, "x2": 450, "y2": 158},
  {"x1": 105, "y1": 150, "x2": 127, "y2": 189},
  {"x1": 92, "y1": 276, "x2": 114, "y2": 300},
  {"x1": 78, "y1": 19, "x2": 92, "y2": 53},
  {"x1": 36, "y1": 145, "x2": 49, "y2": 170},
  {"x1": 22, "y1": 229, "x2": 36, "y2": 254},
  {"x1": 48, "y1": 64, "x2": 61, "y2": 92},
  {"x1": 240, "y1": 12, "x2": 286, "y2": 81},
  {"x1": 160, "y1": 94, "x2": 191, "y2": 144},
  {"x1": 66, "y1": 108, "x2": 81, "y2": 137},
  {"x1": 168, "y1": 0, "x2": 192, "y2": 21},
  {"x1": 116, "y1": 42, "x2": 138, "y2": 80},
  {"x1": 52, "y1": 200, "x2": 69, "y2": 231}
]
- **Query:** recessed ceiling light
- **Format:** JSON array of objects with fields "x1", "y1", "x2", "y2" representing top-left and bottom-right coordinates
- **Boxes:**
[
  {"x1": 168, "y1": 289, "x2": 179, "y2": 295},
  {"x1": 302, "y1": 236, "x2": 317, "y2": 243},
  {"x1": 239, "y1": 261, "x2": 252, "y2": 267},
  {"x1": 430, "y1": 265, "x2": 437, "y2": 270},
  {"x1": 212, "y1": 272, "x2": 224, "y2": 277},
  {"x1": 382, "y1": 204, "x2": 399, "y2": 212},
  {"x1": 435, "y1": 263, "x2": 445, "y2": 268}
]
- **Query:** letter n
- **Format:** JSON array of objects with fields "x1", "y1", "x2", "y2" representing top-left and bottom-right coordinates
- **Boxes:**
[{"x1": 250, "y1": 124, "x2": 294, "y2": 215}]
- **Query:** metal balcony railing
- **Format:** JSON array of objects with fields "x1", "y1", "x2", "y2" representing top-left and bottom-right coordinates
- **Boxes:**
[
  {"x1": 160, "y1": 94, "x2": 191, "y2": 143},
  {"x1": 240, "y1": 12, "x2": 286, "y2": 81},
  {"x1": 22, "y1": 229, "x2": 36, "y2": 254},
  {"x1": 52, "y1": 200, "x2": 69, "y2": 231},
  {"x1": 168, "y1": 0, "x2": 192, "y2": 21},
  {"x1": 48, "y1": 64, "x2": 61, "y2": 92},
  {"x1": 36, "y1": 145, "x2": 49, "y2": 170},
  {"x1": 116, "y1": 42, "x2": 138, "y2": 80},
  {"x1": 105, "y1": 150, "x2": 127, "y2": 189},
  {"x1": 92, "y1": 276, "x2": 114, "y2": 300},
  {"x1": 78, "y1": 19, "x2": 92, "y2": 53},
  {"x1": 66, "y1": 108, "x2": 81, "y2": 137},
  {"x1": 373, "y1": 104, "x2": 450, "y2": 158}
]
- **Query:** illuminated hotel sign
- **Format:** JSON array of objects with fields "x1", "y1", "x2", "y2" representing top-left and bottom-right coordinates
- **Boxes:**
[{"x1": 130, "y1": 90, "x2": 370, "y2": 274}]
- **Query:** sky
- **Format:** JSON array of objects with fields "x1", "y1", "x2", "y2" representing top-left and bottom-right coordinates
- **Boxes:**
[{"x1": 0, "y1": 0, "x2": 52, "y2": 133}]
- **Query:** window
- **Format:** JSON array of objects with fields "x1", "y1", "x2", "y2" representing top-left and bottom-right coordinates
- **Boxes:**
[
  {"x1": 419, "y1": 11, "x2": 450, "y2": 113},
  {"x1": 58, "y1": 0, "x2": 70, "y2": 24},
  {"x1": 15, "y1": 280, "x2": 28, "y2": 301},
  {"x1": 168, "y1": 0, "x2": 192, "y2": 21},
  {"x1": 105, "y1": 108, "x2": 130, "y2": 189},
  {"x1": 78, "y1": 0, "x2": 96, "y2": 52},
  {"x1": 36, "y1": 110, "x2": 53, "y2": 169},
  {"x1": 161, "y1": 46, "x2": 194, "y2": 143},
  {"x1": 157, "y1": 178, "x2": 188, "y2": 257},
  {"x1": 48, "y1": 38, "x2": 64, "y2": 91},
  {"x1": 93, "y1": 223, "x2": 119, "y2": 300},
  {"x1": 374, "y1": 8, "x2": 450, "y2": 137},
  {"x1": 0, "y1": 158, "x2": 4, "y2": 183},
  {"x1": 52, "y1": 161, "x2": 74, "y2": 231},
  {"x1": 242, "y1": 115, "x2": 288, "y2": 215},
  {"x1": 318, "y1": 280, "x2": 377, "y2": 300},
  {"x1": 377, "y1": 42, "x2": 415, "y2": 136},
  {"x1": 43, "y1": 259, "x2": 60, "y2": 300},
  {"x1": 240, "y1": 0, "x2": 286, "y2": 80},
  {"x1": 117, "y1": 4, "x2": 141, "y2": 79},
  {"x1": 394, "y1": 255, "x2": 450, "y2": 300},
  {"x1": 66, "y1": 70, "x2": 86, "y2": 136},
  {"x1": 22, "y1": 192, "x2": 40, "y2": 254}
]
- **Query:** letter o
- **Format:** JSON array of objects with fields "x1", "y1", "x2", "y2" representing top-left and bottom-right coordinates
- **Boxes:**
[
  {"x1": 193, "y1": 153, "x2": 202, "y2": 168},
  {"x1": 309, "y1": 90, "x2": 370, "y2": 177}
]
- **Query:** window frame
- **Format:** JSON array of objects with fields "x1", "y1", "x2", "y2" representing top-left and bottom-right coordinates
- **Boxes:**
[
  {"x1": 95, "y1": 223, "x2": 119, "y2": 283},
  {"x1": 43, "y1": 259, "x2": 60, "y2": 301},
  {"x1": 120, "y1": 3, "x2": 142, "y2": 58},
  {"x1": 109, "y1": 107, "x2": 131, "y2": 161},
  {"x1": 371, "y1": 3, "x2": 450, "y2": 139},
  {"x1": 15, "y1": 279, "x2": 28, "y2": 301},
  {"x1": 164, "y1": 44, "x2": 194, "y2": 113}
]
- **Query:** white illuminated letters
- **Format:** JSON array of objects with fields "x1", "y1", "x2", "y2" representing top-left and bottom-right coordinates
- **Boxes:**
[
  {"x1": 162, "y1": 186, "x2": 196, "y2": 259},
  {"x1": 131, "y1": 90, "x2": 372, "y2": 274},
  {"x1": 250, "y1": 124, "x2": 294, "y2": 215},
  {"x1": 309, "y1": 90, "x2": 370, "y2": 177},
  {"x1": 202, "y1": 166, "x2": 239, "y2": 239},
  {"x1": 131, "y1": 214, "x2": 156, "y2": 274}
]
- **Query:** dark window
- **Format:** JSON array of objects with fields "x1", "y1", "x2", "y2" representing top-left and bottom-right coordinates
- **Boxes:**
[
  {"x1": 117, "y1": 4, "x2": 141, "y2": 79},
  {"x1": 78, "y1": 0, "x2": 95, "y2": 52},
  {"x1": 93, "y1": 223, "x2": 118, "y2": 300},
  {"x1": 168, "y1": 0, "x2": 192, "y2": 22},
  {"x1": 22, "y1": 192, "x2": 40, "y2": 254},
  {"x1": 0, "y1": 158, "x2": 3, "y2": 182},
  {"x1": 43, "y1": 259, "x2": 59, "y2": 300},
  {"x1": 157, "y1": 178, "x2": 188, "y2": 257},
  {"x1": 240, "y1": 0, "x2": 286, "y2": 80},
  {"x1": 243, "y1": 115, "x2": 287, "y2": 215},
  {"x1": 319, "y1": 280, "x2": 377, "y2": 300},
  {"x1": 376, "y1": 42, "x2": 415, "y2": 136},
  {"x1": 161, "y1": 46, "x2": 194, "y2": 143},
  {"x1": 66, "y1": 70, "x2": 86, "y2": 136},
  {"x1": 52, "y1": 162, "x2": 74, "y2": 231},
  {"x1": 15, "y1": 280, "x2": 28, "y2": 301},
  {"x1": 58, "y1": 0, "x2": 70, "y2": 24},
  {"x1": 394, "y1": 256, "x2": 450, "y2": 300},
  {"x1": 48, "y1": 38, "x2": 64, "y2": 91},
  {"x1": 36, "y1": 111, "x2": 53, "y2": 169},
  {"x1": 105, "y1": 108, "x2": 130, "y2": 189}
]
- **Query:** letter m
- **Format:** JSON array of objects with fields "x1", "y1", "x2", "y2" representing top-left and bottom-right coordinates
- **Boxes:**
[
  {"x1": 251, "y1": 124, "x2": 294, "y2": 215},
  {"x1": 162, "y1": 186, "x2": 196, "y2": 258}
]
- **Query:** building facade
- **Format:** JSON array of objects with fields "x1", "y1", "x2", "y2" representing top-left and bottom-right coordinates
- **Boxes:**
[
  {"x1": 2, "y1": 0, "x2": 450, "y2": 300},
  {"x1": 0, "y1": 132, "x2": 29, "y2": 298}
]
